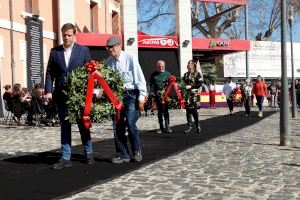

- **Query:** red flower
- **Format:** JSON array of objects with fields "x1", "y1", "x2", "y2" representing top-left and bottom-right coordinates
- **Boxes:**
[
  {"x1": 85, "y1": 60, "x2": 100, "y2": 72},
  {"x1": 169, "y1": 75, "x2": 176, "y2": 83}
]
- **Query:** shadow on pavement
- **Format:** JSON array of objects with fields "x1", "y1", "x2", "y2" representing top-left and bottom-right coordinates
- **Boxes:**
[{"x1": 0, "y1": 111, "x2": 276, "y2": 200}]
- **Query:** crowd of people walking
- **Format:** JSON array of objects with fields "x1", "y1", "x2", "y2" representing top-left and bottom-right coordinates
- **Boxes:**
[{"x1": 2, "y1": 22, "x2": 300, "y2": 170}]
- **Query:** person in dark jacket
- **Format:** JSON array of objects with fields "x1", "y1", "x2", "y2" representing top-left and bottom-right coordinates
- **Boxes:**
[
  {"x1": 182, "y1": 60, "x2": 203, "y2": 134},
  {"x1": 149, "y1": 60, "x2": 173, "y2": 133},
  {"x1": 44, "y1": 23, "x2": 94, "y2": 169},
  {"x1": 3, "y1": 84, "x2": 13, "y2": 111}
]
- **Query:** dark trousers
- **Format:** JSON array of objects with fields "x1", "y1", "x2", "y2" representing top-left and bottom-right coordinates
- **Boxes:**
[
  {"x1": 57, "y1": 102, "x2": 93, "y2": 160},
  {"x1": 113, "y1": 90, "x2": 141, "y2": 158},
  {"x1": 244, "y1": 97, "x2": 251, "y2": 115},
  {"x1": 185, "y1": 106, "x2": 199, "y2": 127},
  {"x1": 226, "y1": 99, "x2": 234, "y2": 112},
  {"x1": 155, "y1": 96, "x2": 170, "y2": 129},
  {"x1": 296, "y1": 93, "x2": 300, "y2": 108}
]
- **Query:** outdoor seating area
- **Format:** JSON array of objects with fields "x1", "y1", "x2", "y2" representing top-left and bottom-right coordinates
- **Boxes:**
[{"x1": 2, "y1": 83, "x2": 59, "y2": 127}]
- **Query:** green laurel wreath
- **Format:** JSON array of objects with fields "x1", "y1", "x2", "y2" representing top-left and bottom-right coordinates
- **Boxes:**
[
  {"x1": 65, "y1": 62, "x2": 125, "y2": 123},
  {"x1": 156, "y1": 77, "x2": 187, "y2": 108}
]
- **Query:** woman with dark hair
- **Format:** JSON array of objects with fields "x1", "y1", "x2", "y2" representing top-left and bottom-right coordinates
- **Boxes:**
[
  {"x1": 3, "y1": 84, "x2": 13, "y2": 111},
  {"x1": 182, "y1": 60, "x2": 203, "y2": 134},
  {"x1": 11, "y1": 83, "x2": 25, "y2": 124}
]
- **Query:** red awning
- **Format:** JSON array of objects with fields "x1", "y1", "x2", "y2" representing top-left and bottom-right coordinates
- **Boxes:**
[
  {"x1": 193, "y1": 0, "x2": 248, "y2": 5},
  {"x1": 76, "y1": 33, "x2": 122, "y2": 47},
  {"x1": 76, "y1": 33, "x2": 250, "y2": 51}
]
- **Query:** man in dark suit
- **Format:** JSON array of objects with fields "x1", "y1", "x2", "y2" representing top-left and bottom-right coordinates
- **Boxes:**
[{"x1": 44, "y1": 23, "x2": 94, "y2": 169}]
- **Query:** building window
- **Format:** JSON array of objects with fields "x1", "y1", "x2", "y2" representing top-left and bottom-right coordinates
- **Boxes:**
[
  {"x1": 25, "y1": 0, "x2": 39, "y2": 16},
  {"x1": 90, "y1": 1, "x2": 99, "y2": 33},
  {"x1": 112, "y1": 11, "x2": 119, "y2": 34}
]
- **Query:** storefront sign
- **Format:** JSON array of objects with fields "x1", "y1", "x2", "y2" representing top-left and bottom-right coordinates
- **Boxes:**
[
  {"x1": 209, "y1": 39, "x2": 230, "y2": 48},
  {"x1": 138, "y1": 35, "x2": 179, "y2": 48},
  {"x1": 193, "y1": 38, "x2": 250, "y2": 51},
  {"x1": 193, "y1": 0, "x2": 248, "y2": 5}
]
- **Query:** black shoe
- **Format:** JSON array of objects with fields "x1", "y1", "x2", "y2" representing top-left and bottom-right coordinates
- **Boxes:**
[
  {"x1": 133, "y1": 151, "x2": 143, "y2": 162},
  {"x1": 111, "y1": 156, "x2": 130, "y2": 164},
  {"x1": 52, "y1": 159, "x2": 72, "y2": 170},
  {"x1": 85, "y1": 154, "x2": 95, "y2": 165},
  {"x1": 184, "y1": 126, "x2": 193, "y2": 134}
]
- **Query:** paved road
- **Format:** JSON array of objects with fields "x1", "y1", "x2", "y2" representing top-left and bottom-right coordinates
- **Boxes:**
[{"x1": 1, "y1": 107, "x2": 300, "y2": 200}]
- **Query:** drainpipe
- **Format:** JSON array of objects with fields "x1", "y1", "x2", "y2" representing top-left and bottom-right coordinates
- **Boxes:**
[{"x1": 9, "y1": 0, "x2": 16, "y2": 85}]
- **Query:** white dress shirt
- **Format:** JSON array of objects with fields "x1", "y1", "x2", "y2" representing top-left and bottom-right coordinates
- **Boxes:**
[
  {"x1": 223, "y1": 81, "x2": 237, "y2": 99},
  {"x1": 63, "y1": 43, "x2": 74, "y2": 68}
]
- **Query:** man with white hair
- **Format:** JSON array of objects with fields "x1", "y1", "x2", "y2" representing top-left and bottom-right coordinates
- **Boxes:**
[
  {"x1": 105, "y1": 36, "x2": 147, "y2": 164},
  {"x1": 149, "y1": 60, "x2": 173, "y2": 133}
]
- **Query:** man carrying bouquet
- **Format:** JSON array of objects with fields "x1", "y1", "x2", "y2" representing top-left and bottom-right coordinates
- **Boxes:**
[
  {"x1": 105, "y1": 36, "x2": 147, "y2": 164},
  {"x1": 44, "y1": 23, "x2": 95, "y2": 169}
]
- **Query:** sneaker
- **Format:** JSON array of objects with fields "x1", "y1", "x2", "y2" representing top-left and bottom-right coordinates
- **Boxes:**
[
  {"x1": 156, "y1": 129, "x2": 164, "y2": 133},
  {"x1": 85, "y1": 154, "x2": 95, "y2": 165},
  {"x1": 133, "y1": 152, "x2": 143, "y2": 162},
  {"x1": 111, "y1": 156, "x2": 130, "y2": 164},
  {"x1": 258, "y1": 111, "x2": 263, "y2": 118},
  {"x1": 184, "y1": 126, "x2": 193, "y2": 134},
  {"x1": 52, "y1": 159, "x2": 72, "y2": 170},
  {"x1": 165, "y1": 128, "x2": 173, "y2": 133}
]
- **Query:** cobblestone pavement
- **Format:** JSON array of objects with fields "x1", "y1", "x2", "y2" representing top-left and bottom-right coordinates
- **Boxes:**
[{"x1": 1, "y1": 107, "x2": 300, "y2": 200}]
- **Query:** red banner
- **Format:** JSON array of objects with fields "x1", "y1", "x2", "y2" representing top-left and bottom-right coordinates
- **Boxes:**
[
  {"x1": 82, "y1": 61, "x2": 123, "y2": 129},
  {"x1": 193, "y1": 0, "x2": 248, "y2": 5},
  {"x1": 162, "y1": 76, "x2": 185, "y2": 109}
]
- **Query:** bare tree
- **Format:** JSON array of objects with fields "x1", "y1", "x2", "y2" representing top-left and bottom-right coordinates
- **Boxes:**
[
  {"x1": 137, "y1": 0, "x2": 175, "y2": 36},
  {"x1": 137, "y1": 0, "x2": 299, "y2": 40},
  {"x1": 192, "y1": 2, "x2": 244, "y2": 38}
]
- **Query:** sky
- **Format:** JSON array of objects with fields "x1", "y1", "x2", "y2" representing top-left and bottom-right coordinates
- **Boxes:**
[{"x1": 292, "y1": 15, "x2": 300, "y2": 42}]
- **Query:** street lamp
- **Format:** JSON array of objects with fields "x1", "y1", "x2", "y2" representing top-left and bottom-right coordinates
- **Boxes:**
[
  {"x1": 280, "y1": 0, "x2": 290, "y2": 146},
  {"x1": 288, "y1": 5, "x2": 297, "y2": 118}
]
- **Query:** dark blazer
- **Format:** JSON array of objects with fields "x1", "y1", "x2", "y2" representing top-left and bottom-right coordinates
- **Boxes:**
[{"x1": 44, "y1": 43, "x2": 91, "y2": 103}]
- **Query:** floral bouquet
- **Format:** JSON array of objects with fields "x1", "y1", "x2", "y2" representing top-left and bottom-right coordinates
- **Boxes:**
[{"x1": 65, "y1": 61, "x2": 125, "y2": 123}]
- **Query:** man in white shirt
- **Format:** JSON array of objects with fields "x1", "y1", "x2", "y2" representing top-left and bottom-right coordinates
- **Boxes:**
[
  {"x1": 105, "y1": 36, "x2": 147, "y2": 164},
  {"x1": 222, "y1": 76, "x2": 236, "y2": 116}
]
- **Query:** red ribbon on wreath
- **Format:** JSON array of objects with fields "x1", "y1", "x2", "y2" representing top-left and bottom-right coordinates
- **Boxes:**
[
  {"x1": 82, "y1": 61, "x2": 123, "y2": 129},
  {"x1": 162, "y1": 76, "x2": 185, "y2": 109}
]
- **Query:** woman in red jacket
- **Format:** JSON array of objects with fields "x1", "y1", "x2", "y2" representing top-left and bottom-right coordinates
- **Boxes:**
[{"x1": 252, "y1": 75, "x2": 268, "y2": 117}]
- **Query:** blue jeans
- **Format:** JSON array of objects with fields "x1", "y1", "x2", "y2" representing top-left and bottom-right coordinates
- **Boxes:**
[
  {"x1": 57, "y1": 103, "x2": 93, "y2": 160},
  {"x1": 113, "y1": 90, "x2": 141, "y2": 158},
  {"x1": 256, "y1": 96, "x2": 264, "y2": 111}
]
